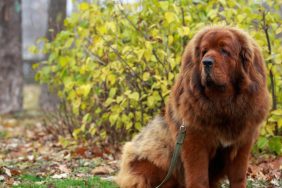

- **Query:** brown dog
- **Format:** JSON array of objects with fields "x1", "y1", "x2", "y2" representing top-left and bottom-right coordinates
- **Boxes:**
[{"x1": 116, "y1": 26, "x2": 270, "y2": 188}]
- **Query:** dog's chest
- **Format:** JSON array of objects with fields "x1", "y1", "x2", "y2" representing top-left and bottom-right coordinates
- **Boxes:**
[{"x1": 218, "y1": 137, "x2": 234, "y2": 147}]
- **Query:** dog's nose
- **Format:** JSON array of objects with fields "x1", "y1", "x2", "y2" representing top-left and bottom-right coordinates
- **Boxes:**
[{"x1": 202, "y1": 58, "x2": 214, "y2": 67}]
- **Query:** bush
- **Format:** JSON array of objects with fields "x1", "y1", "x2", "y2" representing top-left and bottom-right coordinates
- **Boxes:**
[{"x1": 33, "y1": 0, "x2": 282, "y2": 153}]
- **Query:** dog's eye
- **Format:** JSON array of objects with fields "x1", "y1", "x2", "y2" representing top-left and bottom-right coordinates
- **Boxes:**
[
  {"x1": 202, "y1": 50, "x2": 208, "y2": 56},
  {"x1": 220, "y1": 48, "x2": 229, "y2": 56}
]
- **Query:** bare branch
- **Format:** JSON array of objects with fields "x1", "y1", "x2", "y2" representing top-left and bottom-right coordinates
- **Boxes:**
[
  {"x1": 261, "y1": 10, "x2": 277, "y2": 110},
  {"x1": 83, "y1": 44, "x2": 107, "y2": 66}
]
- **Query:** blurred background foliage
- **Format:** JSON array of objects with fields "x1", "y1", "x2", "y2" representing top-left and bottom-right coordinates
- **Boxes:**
[{"x1": 31, "y1": 0, "x2": 282, "y2": 155}]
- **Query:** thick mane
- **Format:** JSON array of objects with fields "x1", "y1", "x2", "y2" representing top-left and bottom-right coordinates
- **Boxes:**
[{"x1": 166, "y1": 26, "x2": 269, "y2": 140}]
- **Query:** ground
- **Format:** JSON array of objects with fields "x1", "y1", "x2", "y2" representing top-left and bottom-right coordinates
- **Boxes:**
[
  {"x1": 0, "y1": 85, "x2": 281, "y2": 187},
  {"x1": 0, "y1": 113, "x2": 120, "y2": 187}
]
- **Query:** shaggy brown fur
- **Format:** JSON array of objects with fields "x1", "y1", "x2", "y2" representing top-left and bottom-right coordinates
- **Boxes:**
[{"x1": 116, "y1": 26, "x2": 270, "y2": 188}]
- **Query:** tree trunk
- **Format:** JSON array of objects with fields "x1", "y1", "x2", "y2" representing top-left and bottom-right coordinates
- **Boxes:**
[
  {"x1": 0, "y1": 0, "x2": 23, "y2": 114},
  {"x1": 46, "y1": 0, "x2": 66, "y2": 40},
  {"x1": 39, "y1": 0, "x2": 66, "y2": 111}
]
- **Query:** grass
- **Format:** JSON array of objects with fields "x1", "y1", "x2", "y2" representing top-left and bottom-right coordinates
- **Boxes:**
[
  {"x1": 13, "y1": 175, "x2": 118, "y2": 188},
  {"x1": 12, "y1": 175, "x2": 281, "y2": 188}
]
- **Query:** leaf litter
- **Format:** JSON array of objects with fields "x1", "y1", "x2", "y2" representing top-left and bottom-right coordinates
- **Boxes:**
[
  {"x1": 0, "y1": 115, "x2": 119, "y2": 187},
  {"x1": 0, "y1": 115, "x2": 281, "y2": 187}
]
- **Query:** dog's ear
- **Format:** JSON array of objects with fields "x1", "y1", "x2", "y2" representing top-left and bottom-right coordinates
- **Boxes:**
[
  {"x1": 239, "y1": 42, "x2": 254, "y2": 72},
  {"x1": 230, "y1": 28, "x2": 254, "y2": 72},
  {"x1": 180, "y1": 27, "x2": 210, "y2": 72},
  {"x1": 230, "y1": 28, "x2": 267, "y2": 93}
]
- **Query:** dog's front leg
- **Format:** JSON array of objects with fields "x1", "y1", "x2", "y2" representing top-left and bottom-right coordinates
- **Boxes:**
[
  {"x1": 227, "y1": 137, "x2": 253, "y2": 188},
  {"x1": 181, "y1": 129, "x2": 211, "y2": 188}
]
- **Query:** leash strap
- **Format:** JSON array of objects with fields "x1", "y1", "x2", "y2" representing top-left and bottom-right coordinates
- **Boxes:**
[{"x1": 155, "y1": 124, "x2": 186, "y2": 188}]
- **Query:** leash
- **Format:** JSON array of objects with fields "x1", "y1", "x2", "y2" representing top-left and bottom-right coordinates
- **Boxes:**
[{"x1": 155, "y1": 123, "x2": 186, "y2": 188}]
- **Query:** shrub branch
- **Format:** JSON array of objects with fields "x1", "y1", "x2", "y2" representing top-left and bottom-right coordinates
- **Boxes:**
[{"x1": 262, "y1": 11, "x2": 277, "y2": 110}]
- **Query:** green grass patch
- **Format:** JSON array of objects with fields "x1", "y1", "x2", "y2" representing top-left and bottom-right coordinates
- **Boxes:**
[
  {"x1": 13, "y1": 175, "x2": 118, "y2": 188},
  {"x1": 10, "y1": 174, "x2": 282, "y2": 188}
]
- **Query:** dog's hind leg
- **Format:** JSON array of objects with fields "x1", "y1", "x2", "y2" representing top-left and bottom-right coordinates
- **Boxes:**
[{"x1": 116, "y1": 159, "x2": 178, "y2": 188}]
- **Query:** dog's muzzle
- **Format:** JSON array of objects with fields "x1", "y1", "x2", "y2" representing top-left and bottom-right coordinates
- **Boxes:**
[{"x1": 202, "y1": 57, "x2": 214, "y2": 73}]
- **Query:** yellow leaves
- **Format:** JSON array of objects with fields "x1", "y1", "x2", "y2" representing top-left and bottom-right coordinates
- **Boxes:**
[
  {"x1": 207, "y1": 9, "x2": 217, "y2": 19},
  {"x1": 142, "y1": 72, "x2": 150, "y2": 81},
  {"x1": 164, "y1": 12, "x2": 176, "y2": 24},
  {"x1": 147, "y1": 91, "x2": 161, "y2": 108},
  {"x1": 58, "y1": 136, "x2": 75, "y2": 148},
  {"x1": 32, "y1": 63, "x2": 40, "y2": 70},
  {"x1": 278, "y1": 119, "x2": 282, "y2": 129},
  {"x1": 109, "y1": 114, "x2": 119, "y2": 125},
  {"x1": 237, "y1": 14, "x2": 246, "y2": 23},
  {"x1": 109, "y1": 88, "x2": 117, "y2": 98},
  {"x1": 168, "y1": 72, "x2": 175, "y2": 81},
  {"x1": 104, "y1": 98, "x2": 114, "y2": 107},
  {"x1": 105, "y1": 21, "x2": 116, "y2": 32},
  {"x1": 64, "y1": 79, "x2": 74, "y2": 91},
  {"x1": 82, "y1": 113, "x2": 92, "y2": 124},
  {"x1": 136, "y1": 49, "x2": 145, "y2": 61},
  {"x1": 144, "y1": 41, "x2": 153, "y2": 61},
  {"x1": 58, "y1": 56, "x2": 71, "y2": 67},
  {"x1": 107, "y1": 74, "x2": 116, "y2": 85},
  {"x1": 275, "y1": 26, "x2": 282, "y2": 35},
  {"x1": 28, "y1": 45, "x2": 38, "y2": 54},
  {"x1": 72, "y1": 124, "x2": 85, "y2": 140},
  {"x1": 124, "y1": 91, "x2": 140, "y2": 101},
  {"x1": 89, "y1": 123, "x2": 97, "y2": 136},
  {"x1": 64, "y1": 38, "x2": 74, "y2": 48},
  {"x1": 116, "y1": 96, "x2": 125, "y2": 104},
  {"x1": 79, "y1": 2, "x2": 89, "y2": 11},
  {"x1": 92, "y1": 36, "x2": 103, "y2": 48},
  {"x1": 97, "y1": 25, "x2": 107, "y2": 35},
  {"x1": 72, "y1": 98, "x2": 81, "y2": 115},
  {"x1": 76, "y1": 84, "x2": 92, "y2": 98},
  {"x1": 79, "y1": 64, "x2": 89, "y2": 75},
  {"x1": 129, "y1": 92, "x2": 140, "y2": 101},
  {"x1": 150, "y1": 28, "x2": 160, "y2": 38},
  {"x1": 159, "y1": 1, "x2": 169, "y2": 10},
  {"x1": 177, "y1": 26, "x2": 190, "y2": 37},
  {"x1": 168, "y1": 35, "x2": 174, "y2": 45},
  {"x1": 219, "y1": 0, "x2": 227, "y2": 6},
  {"x1": 122, "y1": 114, "x2": 133, "y2": 130}
]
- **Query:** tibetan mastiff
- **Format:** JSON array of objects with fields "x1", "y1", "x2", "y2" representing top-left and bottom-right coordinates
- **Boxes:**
[{"x1": 116, "y1": 26, "x2": 270, "y2": 188}]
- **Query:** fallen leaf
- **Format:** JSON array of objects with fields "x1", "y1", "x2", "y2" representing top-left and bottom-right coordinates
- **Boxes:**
[
  {"x1": 101, "y1": 176, "x2": 115, "y2": 181},
  {"x1": 10, "y1": 169, "x2": 21, "y2": 176},
  {"x1": 73, "y1": 146, "x2": 87, "y2": 157},
  {"x1": 3, "y1": 167, "x2": 11, "y2": 177},
  {"x1": 51, "y1": 173, "x2": 68, "y2": 179},
  {"x1": 3, "y1": 119, "x2": 17, "y2": 127},
  {"x1": 75, "y1": 173, "x2": 87, "y2": 178},
  {"x1": 58, "y1": 164, "x2": 71, "y2": 174},
  {"x1": 91, "y1": 165, "x2": 114, "y2": 175},
  {"x1": 27, "y1": 155, "x2": 35, "y2": 161},
  {"x1": 91, "y1": 145, "x2": 103, "y2": 158},
  {"x1": 5, "y1": 177, "x2": 14, "y2": 185}
]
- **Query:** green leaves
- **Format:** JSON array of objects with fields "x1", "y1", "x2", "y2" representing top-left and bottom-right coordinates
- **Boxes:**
[
  {"x1": 269, "y1": 136, "x2": 282, "y2": 155},
  {"x1": 255, "y1": 136, "x2": 282, "y2": 155}
]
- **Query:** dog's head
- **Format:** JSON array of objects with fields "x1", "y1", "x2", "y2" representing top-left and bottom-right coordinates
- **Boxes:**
[{"x1": 180, "y1": 26, "x2": 261, "y2": 97}]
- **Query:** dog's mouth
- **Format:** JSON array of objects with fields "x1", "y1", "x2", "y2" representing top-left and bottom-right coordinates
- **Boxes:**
[{"x1": 202, "y1": 73, "x2": 226, "y2": 91}]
